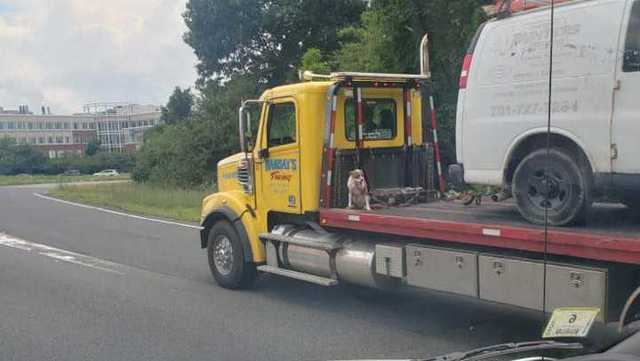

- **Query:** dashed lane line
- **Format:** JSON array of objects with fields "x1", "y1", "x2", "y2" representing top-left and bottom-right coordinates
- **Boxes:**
[{"x1": 0, "y1": 232, "x2": 125, "y2": 275}]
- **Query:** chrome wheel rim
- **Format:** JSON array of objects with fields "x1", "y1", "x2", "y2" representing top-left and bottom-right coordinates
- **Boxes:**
[{"x1": 214, "y1": 236, "x2": 234, "y2": 276}]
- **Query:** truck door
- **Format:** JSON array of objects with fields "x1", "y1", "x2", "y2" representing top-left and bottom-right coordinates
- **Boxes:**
[
  {"x1": 612, "y1": 0, "x2": 640, "y2": 175},
  {"x1": 258, "y1": 98, "x2": 302, "y2": 213}
]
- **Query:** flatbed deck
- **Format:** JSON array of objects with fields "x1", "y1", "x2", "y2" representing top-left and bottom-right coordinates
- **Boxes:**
[{"x1": 319, "y1": 200, "x2": 640, "y2": 265}]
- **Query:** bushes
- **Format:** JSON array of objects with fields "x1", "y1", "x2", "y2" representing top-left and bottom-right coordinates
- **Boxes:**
[
  {"x1": 50, "y1": 153, "x2": 135, "y2": 175},
  {"x1": 0, "y1": 141, "x2": 50, "y2": 175},
  {"x1": 0, "y1": 137, "x2": 135, "y2": 176}
]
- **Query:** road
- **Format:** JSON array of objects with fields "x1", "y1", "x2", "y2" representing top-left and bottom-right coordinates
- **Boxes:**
[{"x1": 0, "y1": 185, "x2": 544, "y2": 361}]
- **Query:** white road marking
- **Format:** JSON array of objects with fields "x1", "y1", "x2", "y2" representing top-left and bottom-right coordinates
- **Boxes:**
[
  {"x1": 0, "y1": 232, "x2": 125, "y2": 275},
  {"x1": 33, "y1": 192, "x2": 203, "y2": 230}
]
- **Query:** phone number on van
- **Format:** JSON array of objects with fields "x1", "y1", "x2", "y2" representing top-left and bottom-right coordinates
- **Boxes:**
[{"x1": 490, "y1": 100, "x2": 578, "y2": 117}]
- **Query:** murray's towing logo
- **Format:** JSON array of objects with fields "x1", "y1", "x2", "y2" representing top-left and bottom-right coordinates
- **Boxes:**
[
  {"x1": 265, "y1": 159, "x2": 296, "y2": 183},
  {"x1": 264, "y1": 158, "x2": 297, "y2": 171}
]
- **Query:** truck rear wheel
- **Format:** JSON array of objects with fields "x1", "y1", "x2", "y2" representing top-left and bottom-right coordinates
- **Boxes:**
[
  {"x1": 513, "y1": 148, "x2": 591, "y2": 226},
  {"x1": 207, "y1": 221, "x2": 256, "y2": 289}
]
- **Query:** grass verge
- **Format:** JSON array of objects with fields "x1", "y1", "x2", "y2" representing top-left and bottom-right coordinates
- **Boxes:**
[
  {"x1": 48, "y1": 182, "x2": 211, "y2": 223},
  {"x1": 0, "y1": 174, "x2": 130, "y2": 186}
]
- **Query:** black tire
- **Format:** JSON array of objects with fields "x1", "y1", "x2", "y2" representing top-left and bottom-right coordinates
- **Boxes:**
[
  {"x1": 207, "y1": 221, "x2": 257, "y2": 289},
  {"x1": 513, "y1": 147, "x2": 591, "y2": 226}
]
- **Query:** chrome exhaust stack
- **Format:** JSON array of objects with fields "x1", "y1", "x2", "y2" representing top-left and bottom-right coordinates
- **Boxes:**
[{"x1": 420, "y1": 34, "x2": 431, "y2": 77}]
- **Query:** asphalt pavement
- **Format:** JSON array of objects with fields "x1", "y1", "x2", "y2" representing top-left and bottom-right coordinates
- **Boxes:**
[{"x1": 0, "y1": 185, "x2": 545, "y2": 361}]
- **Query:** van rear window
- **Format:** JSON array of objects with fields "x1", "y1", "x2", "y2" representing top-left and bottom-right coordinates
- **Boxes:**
[{"x1": 624, "y1": 0, "x2": 640, "y2": 72}]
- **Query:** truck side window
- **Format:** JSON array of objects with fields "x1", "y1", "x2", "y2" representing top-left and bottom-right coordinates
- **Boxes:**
[
  {"x1": 344, "y1": 99, "x2": 397, "y2": 141},
  {"x1": 624, "y1": 0, "x2": 640, "y2": 72},
  {"x1": 267, "y1": 102, "x2": 296, "y2": 147}
]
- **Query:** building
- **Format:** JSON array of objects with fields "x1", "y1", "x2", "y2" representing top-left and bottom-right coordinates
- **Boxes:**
[
  {"x1": 0, "y1": 103, "x2": 162, "y2": 158},
  {"x1": 83, "y1": 102, "x2": 162, "y2": 153}
]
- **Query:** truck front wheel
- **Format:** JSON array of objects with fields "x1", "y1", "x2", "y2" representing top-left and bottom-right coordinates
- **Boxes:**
[
  {"x1": 513, "y1": 148, "x2": 591, "y2": 226},
  {"x1": 207, "y1": 221, "x2": 257, "y2": 289}
]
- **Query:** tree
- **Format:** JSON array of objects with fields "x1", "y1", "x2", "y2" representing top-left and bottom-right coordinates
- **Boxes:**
[
  {"x1": 182, "y1": 0, "x2": 365, "y2": 86},
  {"x1": 0, "y1": 138, "x2": 49, "y2": 175},
  {"x1": 333, "y1": 0, "x2": 488, "y2": 164},
  {"x1": 85, "y1": 138, "x2": 101, "y2": 156},
  {"x1": 161, "y1": 86, "x2": 194, "y2": 124},
  {"x1": 134, "y1": 75, "x2": 260, "y2": 187},
  {"x1": 300, "y1": 48, "x2": 331, "y2": 74}
]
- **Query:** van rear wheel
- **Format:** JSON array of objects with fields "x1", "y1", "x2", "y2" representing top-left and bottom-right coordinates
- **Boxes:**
[{"x1": 513, "y1": 148, "x2": 591, "y2": 226}]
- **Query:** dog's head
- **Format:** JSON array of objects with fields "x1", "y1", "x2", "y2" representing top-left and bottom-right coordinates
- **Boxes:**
[{"x1": 349, "y1": 169, "x2": 365, "y2": 183}]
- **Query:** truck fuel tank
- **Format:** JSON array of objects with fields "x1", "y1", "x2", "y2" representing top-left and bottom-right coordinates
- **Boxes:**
[{"x1": 273, "y1": 226, "x2": 399, "y2": 289}]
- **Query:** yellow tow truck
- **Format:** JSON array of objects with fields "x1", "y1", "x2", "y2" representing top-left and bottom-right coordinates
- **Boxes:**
[{"x1": 200, "y1": 70, "x2": 433, "y2": 289}]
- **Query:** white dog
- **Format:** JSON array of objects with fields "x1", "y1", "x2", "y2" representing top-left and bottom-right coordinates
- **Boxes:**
[{"x1": 347, "y1": 169, "x2": 371, "y2": 210}]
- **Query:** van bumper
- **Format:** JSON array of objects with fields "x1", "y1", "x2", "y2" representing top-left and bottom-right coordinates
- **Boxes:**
[{"x1": 448, "y1": 163, "x2": 465, "y2": 188}]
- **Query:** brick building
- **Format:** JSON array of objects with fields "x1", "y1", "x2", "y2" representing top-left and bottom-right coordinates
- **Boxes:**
[{"x1": 0, "y1": 103, "x2": 162, "y2": 158}]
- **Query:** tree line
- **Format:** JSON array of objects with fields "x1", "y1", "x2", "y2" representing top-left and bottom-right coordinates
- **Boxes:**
[
  {"x1": 133, "y1": 0, "x2": 488, "y2": 188},
  {"x1": 0, "y1": 138, "x2": 134, "y2": 176}
]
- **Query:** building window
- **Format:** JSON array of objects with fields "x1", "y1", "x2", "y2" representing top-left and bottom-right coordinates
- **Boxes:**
[
  {"x1": 55, "y1": 122, "x2": 62, "y2": 129},
  {"x1": 39, "y1": 122, "x2": 44, "y2": 129},
  {"x1": 82, "y1": 123, "x2": 87, "y2": 129},
  {"x1": 64, "y1": 122, "x2": 69, "y2": 129},
  {"x1": 56, "y1": 136, "x2": 63, "y2": 144},
  {"x1": 8, "y1": 122, "x2": 15, "y2": 129},
  {"x1": 0, "y1": 121, "x2": 4, "y2": 129},
  {"x1": 65, "y1": 136, "x2": 70, "y2": 144},
  {"x1": 29, "y1": 137, "x2": 36, "y2": 144},
  {"x1": 48, "y1": 136, "x2": 53, "y2": 144},
  {"x1": 38, "y1": 137, "x2": 44, "y2": 144},
  {"x1": 17, "y1": 121, "x2": 24, "y2": 129},
  {"x1": 73, "y1": 122, "x2": 78, "y2": 129},
  {"x1": 27, "y1": 122, "x2": 33, "y2": 130}
]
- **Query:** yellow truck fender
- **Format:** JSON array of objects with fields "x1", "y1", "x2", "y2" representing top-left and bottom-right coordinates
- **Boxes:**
[{"x1": 199, "y1": 192, "x2": 264, "y2": 263}]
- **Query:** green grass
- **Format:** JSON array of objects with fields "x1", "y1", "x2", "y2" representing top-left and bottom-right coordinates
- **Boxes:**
[
  {"x1": 48, "y1": 182, "x2": 212, "y2": 223},
  {"x1": 0, "y1": 174, "x2": 131, "y2": 186}
]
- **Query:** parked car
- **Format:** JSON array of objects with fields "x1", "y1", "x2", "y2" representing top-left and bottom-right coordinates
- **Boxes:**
[
  {"x1": 63, "y1": 169, "x2": 81, "y2": 176},
  {"x1": 450, "y1": 0, "x2": 640, "y2": 226},
  {"x1": 92, "y1": 169, "x2": 119, "y2": 177}
]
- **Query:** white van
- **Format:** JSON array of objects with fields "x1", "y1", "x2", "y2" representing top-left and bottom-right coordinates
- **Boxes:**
[{"x1": 451, "y1": 0, "x2": 640, "y2": 226}]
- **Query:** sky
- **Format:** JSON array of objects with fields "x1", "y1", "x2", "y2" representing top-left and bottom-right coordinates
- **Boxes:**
[{"x1": 0, "y1": 0, "x2": 197, "y2": 114}]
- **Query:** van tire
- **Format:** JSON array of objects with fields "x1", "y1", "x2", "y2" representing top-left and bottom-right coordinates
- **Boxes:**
[
  {"x1": 207, "y1": 221, "x2": 257, "y2": 289},
  {"x1": 513, "y1": 148, "x2": 591, "y2": 226}
]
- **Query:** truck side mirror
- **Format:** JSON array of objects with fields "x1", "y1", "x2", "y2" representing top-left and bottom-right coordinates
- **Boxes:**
[{"x1": 238, "y1": 100, "x2": 263, "y2": 153}]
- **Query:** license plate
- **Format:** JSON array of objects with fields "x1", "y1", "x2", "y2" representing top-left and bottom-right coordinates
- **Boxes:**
[{"x1": 543, "y1": 307, "x2": 600, "y2": 338}]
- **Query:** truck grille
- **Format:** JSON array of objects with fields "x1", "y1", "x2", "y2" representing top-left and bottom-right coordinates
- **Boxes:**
[{"x1": 237, "y1": 158, "x2": 252, "y2": 194}]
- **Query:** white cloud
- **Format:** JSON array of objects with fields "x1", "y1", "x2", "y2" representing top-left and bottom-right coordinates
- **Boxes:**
[{"x1": 0, "y1": 0, "x2": 196, "y2": 114}]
